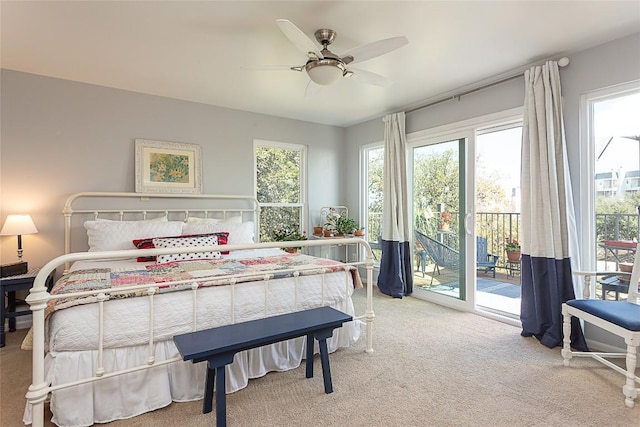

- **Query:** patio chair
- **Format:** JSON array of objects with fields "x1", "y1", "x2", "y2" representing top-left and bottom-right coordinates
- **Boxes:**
[
  {"x1": 414, "y1": 230, "x2": 459, "y2": 286},
  {"x1": 561, "y1": 243, "x2": 640, "y2": 408},
  {"x1": 476, "y1": 236, "x2": 499, "y2": 278}
]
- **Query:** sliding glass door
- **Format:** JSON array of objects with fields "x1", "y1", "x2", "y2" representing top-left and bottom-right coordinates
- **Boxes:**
[
  {"x1": 474, "y1": 125, "x2": 522, "y2": 317},
  {"x1": 412, "y1": 137, "x2": 466, "y2": 301},
  {"x1": 407, "y1": 110, "x2": 523, "y2": 319}
]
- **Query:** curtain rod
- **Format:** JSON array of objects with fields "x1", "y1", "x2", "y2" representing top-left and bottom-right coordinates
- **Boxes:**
[{"x1": 405, "y1": 57, "x2": 570, "y2": 115}]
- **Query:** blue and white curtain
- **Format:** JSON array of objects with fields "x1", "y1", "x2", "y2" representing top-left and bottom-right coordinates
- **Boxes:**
[
  {"x1": 378, "y1": 112, "x2": 413, "y2": 298},
  {"x1": 520, "y1": 61, "x2": 587, "y2": 350}
]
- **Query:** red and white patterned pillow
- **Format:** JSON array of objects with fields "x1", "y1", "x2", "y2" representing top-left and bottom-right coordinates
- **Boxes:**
[
  {"x1": 133, "y1": 232, "x2": 229, "y2": 262},
  {"x1": 153, "y1": 234, "x2": 222, "y2": 264}
]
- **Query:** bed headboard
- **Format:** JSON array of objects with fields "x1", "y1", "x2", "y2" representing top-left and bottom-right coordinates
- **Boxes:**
[{"x1": 63, "y1": 192, "x2": 260, "y2": 255}]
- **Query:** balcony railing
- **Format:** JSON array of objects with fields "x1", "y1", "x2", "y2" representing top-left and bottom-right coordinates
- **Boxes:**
[{"x1": 366, "y1": 211, "x2": 639, "y2": 271}]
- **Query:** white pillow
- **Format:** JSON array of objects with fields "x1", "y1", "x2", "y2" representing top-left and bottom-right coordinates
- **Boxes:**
[
  {"x1": 182, "y1": 221, "x2": 255, "y2": 245},
  {"x1": 84, "y1": 220, "x2": 184, "y2": 252},
  {"x1": 153, "y1": 235, "x2": 222, "y2": 263},
  {"x1": 184, "y1": 216, "x2": 243, "y2": 224},
  {"x1": 94, "y1": 216, "x2": 168, "y2": 223}
]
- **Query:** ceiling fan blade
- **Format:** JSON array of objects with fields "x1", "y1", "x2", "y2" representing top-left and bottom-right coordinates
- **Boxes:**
[
  {"x1": 341, "y1": 36, "x2": 408, "y2": 65},
  {"x1": 243, "y1": 64, "x2": 304, "y2": 72},
  {"x1": 349, "y1": 68, "x2": 391, "y2": 86},
  {"x1": 276, "y1": 19, "x2": 321, "y2": 59}
]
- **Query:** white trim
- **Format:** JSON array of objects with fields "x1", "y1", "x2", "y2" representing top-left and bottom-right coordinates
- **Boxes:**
[
  {"x1": 578, "y1": 80, "x2": 640, "y2": 271},
  {"x1": 406, "y1": 107, "x2": 524, "y2": 318},
  {"x1": 359, "y1": 140, "x2": 384, "y2": 234},
  {"x1": 406, "y1": 106, "x2": 523, "y2": 143},
  {"x1": 360, "y1": 143, "x2": 384, "y2": 262}
]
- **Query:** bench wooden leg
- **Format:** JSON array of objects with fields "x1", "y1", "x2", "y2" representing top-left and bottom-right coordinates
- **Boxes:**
[
  {"x1": 204, "y1": 363, "x2": 228, "y2": 427},
  {"x1": 313, "y1": 329, "x2": 335, "y2": 394},
  {"x1": 305, "y1": 333, "x2": 314, "y2": 379},
  {"x1": 318, "y1": 338, "x2": 333, "y2": 394},
  {"x1": 204, "y1": 366, "x2": 215, "y2": 413},
  {"x1": 215, "y1": 366, "x2": 227, "y2": 427}
]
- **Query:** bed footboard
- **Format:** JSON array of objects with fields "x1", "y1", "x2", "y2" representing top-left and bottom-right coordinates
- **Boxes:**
[{"x1": 25, "y1": 239, "x2": 375, "y2": 427}]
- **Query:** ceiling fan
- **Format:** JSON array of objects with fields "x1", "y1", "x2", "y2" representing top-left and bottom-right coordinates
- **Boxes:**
[{"x1": 260, "y1": 19, "x2": 408, "y2": 88}]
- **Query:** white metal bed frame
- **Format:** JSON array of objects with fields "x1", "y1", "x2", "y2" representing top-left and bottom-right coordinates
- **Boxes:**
[{"x1": 25, "y1": 192, "x2": 375, "y2": 427}]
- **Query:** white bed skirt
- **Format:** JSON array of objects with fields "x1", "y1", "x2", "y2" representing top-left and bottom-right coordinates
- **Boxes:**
[{"x1": 24, "y1": 313, "x2": 360, "y2": 427}]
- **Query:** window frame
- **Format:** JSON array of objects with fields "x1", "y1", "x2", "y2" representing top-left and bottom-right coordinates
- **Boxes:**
[
  {"x1": 360, "y1": 141, "x2": 385, "y2": 262},
  {"x1": 253, "y1": 139, "x2": 308, "y2": 239},
  {"x1": 578, "y1": 80, "x2": 640, "y2": 271}
]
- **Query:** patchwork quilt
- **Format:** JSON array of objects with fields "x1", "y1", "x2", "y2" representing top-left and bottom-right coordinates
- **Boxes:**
[
  {"x1": 22, "y1": 253, "x2": 362, "y2": 349},
  {"x1": 52, "y1": 253, "x2": 360, "y2": 311}
]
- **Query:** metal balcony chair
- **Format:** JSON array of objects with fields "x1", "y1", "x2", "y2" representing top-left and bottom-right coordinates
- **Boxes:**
[
  {"x1": 414, "y1": 230, "x2": 459, "y2": 286},
  {"x1": 414, "y1": 231, "x2": 498, "y2": 281},
  {"x1": 561, "y1": 243, "x2": 640, "y2": 408},
  {"x1": 476, "y1": 236, "x2": 499, "y2": 278}
]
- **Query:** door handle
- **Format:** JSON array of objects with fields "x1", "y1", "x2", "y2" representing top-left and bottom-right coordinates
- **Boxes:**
[{"x1": 464, "y1": 213, "x2": 473, "y2": 236}]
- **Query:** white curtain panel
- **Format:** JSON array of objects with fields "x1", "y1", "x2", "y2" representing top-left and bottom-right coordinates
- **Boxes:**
[
  {"x1": 520, "y1": 60, "x2": 586, "y2": 350},
  {"x1": 378, "y1": 112, "x2": 413, "y2": 297},
  {"x1": 521, "y1": 61, "x2": 579, "y2": 265},
  {"x1": 382, "y1": 112, "x2": 410, "y2": 242}
]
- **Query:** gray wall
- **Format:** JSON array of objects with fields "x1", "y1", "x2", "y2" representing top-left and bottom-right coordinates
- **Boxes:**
[
  {"x1": 346, "y1": 32, "x2": 640, "y2": 234},
  {"x1": 0, "y1": 71, "x2": 346, "y2": 266}
]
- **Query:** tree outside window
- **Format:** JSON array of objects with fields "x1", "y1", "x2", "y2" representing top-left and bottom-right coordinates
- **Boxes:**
[{"x1": 255, "y1": 142, "x2": 306, "y2": 242}]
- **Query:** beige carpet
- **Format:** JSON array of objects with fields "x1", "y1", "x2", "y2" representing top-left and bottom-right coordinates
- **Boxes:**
[{"x1": 1, "y1": 287, "x2": 639, "y2": 427}]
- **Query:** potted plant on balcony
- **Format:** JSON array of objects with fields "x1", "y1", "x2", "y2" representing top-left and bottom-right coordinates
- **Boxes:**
[
  {"x1": 505, "y1": 238, "x2": 521, "y2": 262},
  {"x1": 439, "y1": 211, "x2": 453, "y2": 232},
  {"x1": 272, "y1": 224, "x2": 307, "y2": 253}
]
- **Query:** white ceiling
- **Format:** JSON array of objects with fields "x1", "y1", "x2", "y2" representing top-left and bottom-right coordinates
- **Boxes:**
[{"x1": 2, "y1": 1, "x2": 639, "y2": 127}]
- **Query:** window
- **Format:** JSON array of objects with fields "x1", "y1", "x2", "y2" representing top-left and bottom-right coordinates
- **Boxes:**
[
  {"x1": 582, "y1": 84, "x2": 640, "y2": 280},
  {"x1": 254, "y1": 140, "x2": 307, "y2": 242},
  {"x1": 362, "y1": 144, "x2": 384, "y2": 260}
]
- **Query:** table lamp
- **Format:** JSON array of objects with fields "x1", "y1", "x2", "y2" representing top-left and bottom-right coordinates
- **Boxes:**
[{"x1": 1, "y1": 214, "x2": 38, "y2": 262}]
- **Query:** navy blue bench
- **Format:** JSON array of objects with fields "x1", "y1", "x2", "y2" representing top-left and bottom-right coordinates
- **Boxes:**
[{"x1": 173, "y1": 306, "x2": 353, "y2": 427}]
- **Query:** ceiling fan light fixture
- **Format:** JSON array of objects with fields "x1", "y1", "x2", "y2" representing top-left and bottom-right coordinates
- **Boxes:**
[{"x1": 305, "y1": 59, "x2": 346, "y2": 86}]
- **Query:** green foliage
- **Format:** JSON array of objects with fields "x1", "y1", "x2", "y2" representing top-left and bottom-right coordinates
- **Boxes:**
[
  {"x1": 272, "y1": 224, "x2": 307, "y2": 242},
  {"x1": 335, "y1": 217, "x2": 358, "y2": 235},
  {"x1": 256, "y1": 146, "x2": 303, "y2": 241},
  {"x1": 595, "y1": 192, "x2": 640, "y2": 241},
  {"x1": 259, "y1": 206, "x2": 302, "y2": 242},
  {"x1": 367, "y1": 148, "x2": 384, "y2": 214},
  {"x1": 505, "y1": 238, "x2": 521, "y2": 252},
  {"x1": 256, "y1": 146, "x2": 301, "y2": 204},
  {"x1": 413, "y1": 148, "x2": 459, "y2": 218},
  {"x1": 413, "y1": 148, "x2": 460, "y2": 240}
]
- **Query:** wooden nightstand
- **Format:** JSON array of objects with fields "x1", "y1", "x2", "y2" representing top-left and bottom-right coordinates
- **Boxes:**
[{"x1": 1, "y1": 267, "x2": 54, "y2": 347}]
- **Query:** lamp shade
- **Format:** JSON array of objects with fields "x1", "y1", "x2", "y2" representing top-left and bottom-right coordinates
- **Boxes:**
[{"x1": 0, "y1": 214, "x2": 38, "y2": 236}]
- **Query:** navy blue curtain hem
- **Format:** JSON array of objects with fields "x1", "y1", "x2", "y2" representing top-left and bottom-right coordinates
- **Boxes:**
[
  {"x1": 520, "y1": 254, "x2": 588, "y2": 351},
  {"x1": 377, "y1": 240, "x2": 413, "y2": 298}
]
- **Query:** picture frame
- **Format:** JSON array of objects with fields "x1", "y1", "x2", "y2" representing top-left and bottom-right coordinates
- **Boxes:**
[{"x1": 135, "y1": 139, "x2": 202, "y2": 194}]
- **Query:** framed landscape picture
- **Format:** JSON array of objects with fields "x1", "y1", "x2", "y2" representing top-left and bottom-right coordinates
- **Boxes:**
[{"x1": 135, "y1": 139, "x2": 202, "y2": 194}]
